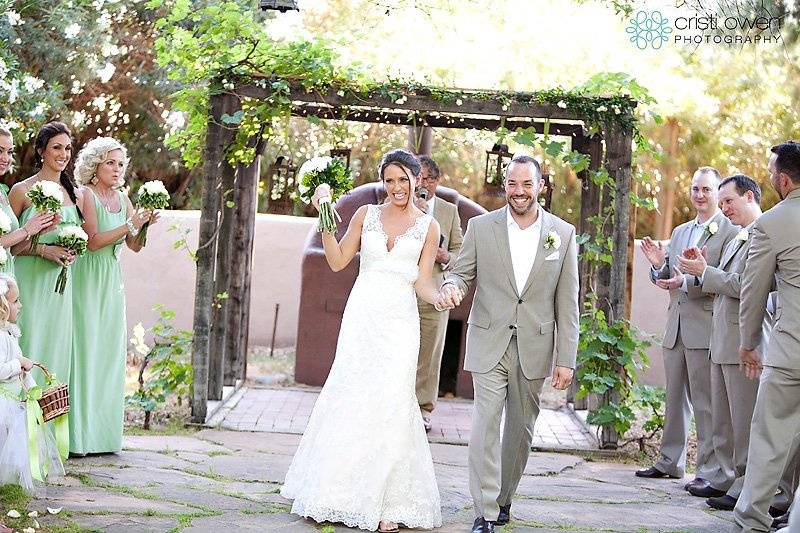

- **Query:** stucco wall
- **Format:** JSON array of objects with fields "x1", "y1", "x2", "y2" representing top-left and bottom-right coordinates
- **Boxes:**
[{"x1": 122, "y1": 213, "x2": 670, "y2": 386}]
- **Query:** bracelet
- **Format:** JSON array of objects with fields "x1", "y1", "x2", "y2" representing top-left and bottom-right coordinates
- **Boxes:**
[
  {"x1": 21, "y1": 227, "x2": 30, "y2": 239},
  {"x1": 126, "y1": 217, "x2": 139, "y2": 237}
]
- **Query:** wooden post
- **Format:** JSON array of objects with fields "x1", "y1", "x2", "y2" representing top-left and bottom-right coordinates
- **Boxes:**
[
  {"x1": 407, "y1": 126, "x2": 432, "y2": 155},
  {"x1": 208, "y1": 161, "x2": 236, "y2": 400},
  {"x1": 191, "y1": 90, "x2": 237, "y2": 424},
  {"x1": 224, "y1": 133, "x2": 264, "y2": 385}
]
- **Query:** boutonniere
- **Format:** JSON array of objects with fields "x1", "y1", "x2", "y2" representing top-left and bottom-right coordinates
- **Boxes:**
[
  {"x1": 736, "y1": 229, "x2": 749, "y2": 242},
  {"x1": 544, "y1": 231, "x2": 561, "y2": 250},
  {"x1": 705, "y1": 221, "x2": 719, "y2": 236}
]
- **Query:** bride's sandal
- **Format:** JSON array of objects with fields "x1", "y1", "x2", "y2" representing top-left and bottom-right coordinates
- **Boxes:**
[{"x1": 378, "y1": 521, "x2": 400, "y2": 533}]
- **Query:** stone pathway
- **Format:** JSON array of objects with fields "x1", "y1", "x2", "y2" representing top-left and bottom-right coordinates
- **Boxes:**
[
  {"x1": 210, "y1": 387, "x2": 597, "y2": 451},
  {"x1": 11, "y1": 430, "x2": 735, "y2": 532}
]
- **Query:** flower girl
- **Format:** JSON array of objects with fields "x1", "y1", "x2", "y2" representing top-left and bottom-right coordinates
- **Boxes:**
[{"x1": 0, "y1": 272, "x2": 64, "y2": 493}]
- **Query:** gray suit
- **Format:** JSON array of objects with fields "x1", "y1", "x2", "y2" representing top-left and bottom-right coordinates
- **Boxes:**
[
  {"x1": 446, "y1": 207, "x2": 579, "y2": 521},
  {"x1": 733, "y1": 188, "x2": 800, "y2": 532},
  {"x1": 701, "y1": 228, "x2": 771, "y2": 495},
  {"x1": 651, "y1": 210, "x2": 738, "y2": 478},
  {"x1": 416, "y1": 197, "x2": 463, "y2": 415}
]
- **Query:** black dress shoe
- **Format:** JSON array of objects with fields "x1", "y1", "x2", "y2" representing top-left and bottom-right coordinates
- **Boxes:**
[
  {"x1": 635, "y1": 466, "x2": 679, "y2": 479},
  {"x1": 684, "y1": 477, "x2": 708, "y2": 491},
  {"x1": 706, "y1": 494, "x2": 736, "y2": 510},
  {"x1": 688, "y1": 483, "x2": 726, "y2": 498},
  {"x1": 496, "y1": 504, "x2": 511, "y2": 525},
  {"x1": 773, "y1": 512, "x2": 789, "y2": 529},
  {"x1": 471, "y1": 517, "x2": 495, "y2": 533}
]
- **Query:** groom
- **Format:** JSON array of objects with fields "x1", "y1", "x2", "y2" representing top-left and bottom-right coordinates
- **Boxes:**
[{"x1": 439, "y1": 155, "x2": 579, "y2": 533}]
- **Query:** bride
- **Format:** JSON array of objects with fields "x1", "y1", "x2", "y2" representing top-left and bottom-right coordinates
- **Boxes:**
[{"x1": 281, "y1": 149, "x2": 444, "y2": 532}]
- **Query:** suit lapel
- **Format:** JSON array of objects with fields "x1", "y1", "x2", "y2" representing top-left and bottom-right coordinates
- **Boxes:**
[
  {"x1": 720, "y1": 237, "x2": 745, "y2": 270},
  {"x1": 492, "y1": 208, "x2": 519, "y2": 296},
  {"x1": 520, "y1": 209, "x2": 554, "y2": 298}
]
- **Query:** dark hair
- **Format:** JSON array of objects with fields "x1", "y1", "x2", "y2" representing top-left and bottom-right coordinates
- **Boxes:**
[
  {"x1": 34, "y1": 121, "x2": 82, "y2": 220},
  {"x1": 695, "y1": 166, "x2": 722, "y2": 182},
  {"x1": 378, "y1": 149, "x2": 421, "y2": 180},
  {"x1": 504, "y1": 154, "x2": 542, "y2": 179},
  {"x1": 418, "y1": 155, "x2": 440, "y2": 179},
  {"x1": 770, "y1": 141, "x2": 800, "y2": 184},
  {"x1": 719, "y1": 174, "x2": 761, "y2": 204}
]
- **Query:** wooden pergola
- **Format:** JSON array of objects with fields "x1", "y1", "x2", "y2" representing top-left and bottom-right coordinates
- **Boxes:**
[{"x1": 190, "y1": 79, "x2": 635, "y2": 446}]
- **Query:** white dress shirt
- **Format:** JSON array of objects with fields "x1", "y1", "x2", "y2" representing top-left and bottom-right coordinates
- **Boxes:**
[
  {"x1": 506, "y1": 206, "x2": 542, "y2": 294},
  {"x1": 426, "y1": 194, "x2": 436, "y2": 214}
]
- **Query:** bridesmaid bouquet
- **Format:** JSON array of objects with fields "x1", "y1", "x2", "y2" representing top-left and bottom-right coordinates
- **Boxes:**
[
  {"x1": 134, "y1": 180, "x2": 170, "y2": 246},
  {"x1": 52, "y1": 226, "x2": 88, "y2": 294},
  {"x1": 26, "y1": 181, "x2": 64, "y2": 251},
  {"x1": 0, "y1": 210, "x2": 11, "y2": 236},
  {"x1": 0, "y1": 246, "x2": 7, "y2": 269},
  {"x1": 296, "y1": 156, "x2": 353, "y2": 234}
]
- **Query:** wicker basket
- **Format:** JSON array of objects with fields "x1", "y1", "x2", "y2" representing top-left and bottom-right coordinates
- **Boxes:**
[{"x1": 32, "y1": 363, "x2": 70, "y2": 422}]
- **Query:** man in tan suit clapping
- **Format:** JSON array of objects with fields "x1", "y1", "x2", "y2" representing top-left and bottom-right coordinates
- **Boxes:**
[
  {"x1": 439, "y1": 155, "x2": 579, "y2": 533},
  {"x1": 733, "y1": 141, "x2": 800, "y2": 533}
]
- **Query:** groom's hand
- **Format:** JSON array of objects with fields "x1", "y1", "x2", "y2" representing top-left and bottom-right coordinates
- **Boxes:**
[
  {"x1": 439, "y1": 283, "x2": 463, "y2": 309},
  {"x1": 551, "y1": 366, "x2": 574, "y2": 390}
]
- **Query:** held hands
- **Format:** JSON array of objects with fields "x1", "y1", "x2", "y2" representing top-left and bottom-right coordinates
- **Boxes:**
[
  {"x1": 18, "y1": 356, "x2": 33, "y2": 372},
  {"x1": 676, "y1": 246, "x2": 708, "y2": 277},
  {"x1": 435, "y1": 283, "x2": 464, "y2": 311},
  {"x1": 655, "y1": 266, "x2": 684, "y2": 290},
  {"x1": 311, "y1": 184, "x2": 332, "y2": 212},
  {"x1": 551, "y1": 366, "x2": 574, "y2": 390},
  {"x1": 22, "y1": 211, "x2": 56, "y2": 236},
  {"x1": 739, "y1": 347, "x2": 763, "y2": 380},
  {"x1": 641, "y1": 237, "x2": 666, "y2": 268}
]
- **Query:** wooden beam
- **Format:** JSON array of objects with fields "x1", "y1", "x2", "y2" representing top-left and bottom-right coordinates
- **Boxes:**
[
  {"x1": 290, "y1": 105, "x2": 587, "y2": 137},
  {"x1": 236, "y1": 81, "x2": 601, "y2": 121},
  {"x1": 191, "y1": 91, "x2": 238, "y2": 424},
  {"x1": 224, "y1": 133, "x2": 264, "y2": 385}
]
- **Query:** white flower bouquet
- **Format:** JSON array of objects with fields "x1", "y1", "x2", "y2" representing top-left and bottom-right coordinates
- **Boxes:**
[
  {"x1": 296, "y1": 156, "x2": 353, "y2": 234},
  {"x1": 135, "y1": 180, "x2": 170, "y2": 246},
  {"x1": 26, "y1": 181, "x2": 63, "y2": 251},
  {"x1": 0, "y1": 210, "x2": 12, "y2": 236},
  {"x1": 52, "y1": 225, "x2": 88, "y2": 294},
  {"x1": 0, "y1": 246, "x2": 8, "y2": 269}
]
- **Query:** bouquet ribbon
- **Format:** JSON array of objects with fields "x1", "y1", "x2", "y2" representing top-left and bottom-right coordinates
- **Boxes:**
[{"x1": 24, "y1": 385, "x2": 46, "y2": 481}]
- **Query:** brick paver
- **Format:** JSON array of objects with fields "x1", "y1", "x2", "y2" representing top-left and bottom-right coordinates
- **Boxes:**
[{"x1": 212, "y1": 387, "x2": 597, "y2": 450}]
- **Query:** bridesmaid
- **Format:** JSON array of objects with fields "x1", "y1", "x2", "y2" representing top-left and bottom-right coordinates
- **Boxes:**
[
  {"x1": 9, "y1": 122, "x2": 82, "y2": 393},
  {"x1": 0, "y1": 127, "x2": 54, "y2": 274},
  {"x1": 70, "y1": 137, "x2": 152, "y2": 454}
]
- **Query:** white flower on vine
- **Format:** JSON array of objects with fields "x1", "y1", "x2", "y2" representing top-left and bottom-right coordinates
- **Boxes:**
[
  {"x1": 596, "y1": 105, "x2": 608, "y2": 112},
  {"x1": 23, "y1": 75, "x2": 44, "y2": 93},
  {"x1": 455, "y1": 98, "x2": 463, "y2": 106},
  {"x1": 556, "y1": 100, "x2": 567, "y2": 109},
  {"x1": 64, "y1": 22, "x2": 81, "y2": 39},
  {"x1": 97, "y1": 62, "x2": 115, "y2": 83},
  {"x1": 7, "y1": 10, "x2": 22, "y2": 25}
]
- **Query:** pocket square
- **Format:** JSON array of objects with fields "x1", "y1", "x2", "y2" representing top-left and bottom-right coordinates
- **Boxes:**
[{"x1": 544, "y1": 251, "x2": 560, "y2": 261}]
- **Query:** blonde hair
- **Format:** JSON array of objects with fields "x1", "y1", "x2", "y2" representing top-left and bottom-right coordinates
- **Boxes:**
[
  {"x1": 74, "y1": 137, "x2": 129, "y2": 186},
  {"x1": 0, "y1": 273, "x2": 18, "y2": 328},
  {"x1": 0, "y1": 126, "x2": 14, "y2": 176}
]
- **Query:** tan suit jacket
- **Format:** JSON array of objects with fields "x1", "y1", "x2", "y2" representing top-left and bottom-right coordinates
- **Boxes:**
[
  {"x1": 445, "y1": 207, "x2": 579, "y2": 379},
  {"x1": 740, "y1": 188, "x2": 800, "y2": 369},
  {"x1": 653, "y1": 211, "x2": 738, "y2": 349},
  {"x1": 429, "y1": 196, "x2": 463, "y2": 287}
]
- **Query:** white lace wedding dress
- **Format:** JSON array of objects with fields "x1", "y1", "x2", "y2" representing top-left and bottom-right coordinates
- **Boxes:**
[{"x1": 281, "y1": 204, "x2": 442, "y2": 531}]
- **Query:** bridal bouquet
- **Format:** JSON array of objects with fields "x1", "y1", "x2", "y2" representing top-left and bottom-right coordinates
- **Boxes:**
[
  {"x1": 296, "y1": 156, "x2": 353, "y2": 234},
  {"x1": 26, "y1": 181, "x2": 64, "y2": 251},
  {"x1": 0, "y1": 210, "x2": 11, "y2": 236},
  {"x1": 52, "y1": 225, "x2": 88, "y2": 294},
  {"x1": 134, "y1": 180, "x2": 170, "y2": 246}
]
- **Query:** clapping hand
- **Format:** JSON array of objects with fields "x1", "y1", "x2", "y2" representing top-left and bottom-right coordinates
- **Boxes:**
[
  {"x1": 641, "y1": 237, "x2": 666, "y2": 268},
  {"x1": 676, "y1": 246, "x2": 708, "y2": 277},
  {"x1": 739, "y1": 347, "x2": 763, "y2": 380},
  {"x1": 655, "y1": 266, "x2": 684, "y2": 291}
]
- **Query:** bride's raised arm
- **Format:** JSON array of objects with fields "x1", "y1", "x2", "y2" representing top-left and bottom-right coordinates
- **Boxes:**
[
  {"x1": 414, "y1": 218, "x2": 442, "y2": 305},
  {"x1": 316, "y1": 195, "x2": 367, "y2": 273}
]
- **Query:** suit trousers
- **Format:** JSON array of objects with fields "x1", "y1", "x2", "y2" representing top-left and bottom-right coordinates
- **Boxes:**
[
  {"x1": 733, "y1": 366, "x2": 800, "y2": 532},
  {"x1": 416, "y1": 301, "x2": 449, "y2": 415},
  {"x1": 709, "y1": 362, "x2": 759, "y2": 495},
  {"x1": 655, "y1": 333, "x2": 717, "y2": 479},
  {"x1": 469, "y1": 334, "x2": 545, "y2": 521}
]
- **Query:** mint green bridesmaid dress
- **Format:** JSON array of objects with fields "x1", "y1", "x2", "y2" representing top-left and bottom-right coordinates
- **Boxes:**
[
  {"x1": 69, "y1": 189, "x2": 128, "y2": 453},
  {"x1": 16, "y1": 203, "x2": 82, "y2": 392},
  {"x1": 0, "y1": 190, "x2": 20, "y2": 274}
]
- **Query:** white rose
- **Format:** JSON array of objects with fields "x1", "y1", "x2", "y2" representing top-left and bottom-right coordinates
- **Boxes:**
[
  {"x1": 37, "y1": 180, "x2": 65, "y2": 202},
  {"x1": 736, "y1": 229, "x2": 749, "y2": 241},
  {"x1": 141, "y1": 180, "x2": 168, "y2": 195},
  {"x1": 545, "y1": 231, "x2": 561, "y2": 250},
  {"x1": 707, "y1": 221, "x2": 719, "y2": 235}
]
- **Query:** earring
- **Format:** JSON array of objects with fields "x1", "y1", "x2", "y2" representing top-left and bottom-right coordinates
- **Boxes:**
[{"x1": 91, "y1": 173, "x2": 98, "y2": 185}]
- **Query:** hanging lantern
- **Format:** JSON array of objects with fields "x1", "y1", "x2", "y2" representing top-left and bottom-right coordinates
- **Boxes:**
[
  {"x1": 329, "y1": 147, "x2": 352, "y2": 170},
  {"x1": 265, "y1": 156, "x2": 297, "y2": 214},
  {"x1": 259, "y1": 0, "x2": 299, "y2": 12},
  {"x1": 484, "y1": 143, "x2": 512, "y2": 186}
]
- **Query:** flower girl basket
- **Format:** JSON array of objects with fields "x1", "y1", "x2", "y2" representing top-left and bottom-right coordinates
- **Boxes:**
[{"x1": 20, "y1": 362, "x2": 70, "y2": 422}]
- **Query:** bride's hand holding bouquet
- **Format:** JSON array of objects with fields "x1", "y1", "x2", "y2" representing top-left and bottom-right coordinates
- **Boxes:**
[{"x1": 296, "y1": 156, "x2": 353, "y2": 234}]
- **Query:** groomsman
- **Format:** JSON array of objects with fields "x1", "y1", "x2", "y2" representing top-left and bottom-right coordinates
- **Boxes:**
[
  {"x1": 676, "y1": 175, "x2": 768, "y2": 505},
  {"x1": 440, "y1": 155, "x2": 579, "y2": 533},
  {"x1": 636, "y1": 167, "x2": 737, "y2": 490},
  {"x1": 413, "y1": 155, "x2": 463, "y2": 432},
  {"x1": 734, "y1": 140, "x2": 800, "y2": 533}
]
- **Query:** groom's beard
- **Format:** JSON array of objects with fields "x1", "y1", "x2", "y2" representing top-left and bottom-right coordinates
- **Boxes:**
[{"x1": 507, "y1": 194, "x2": 535, "y2": 215}]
